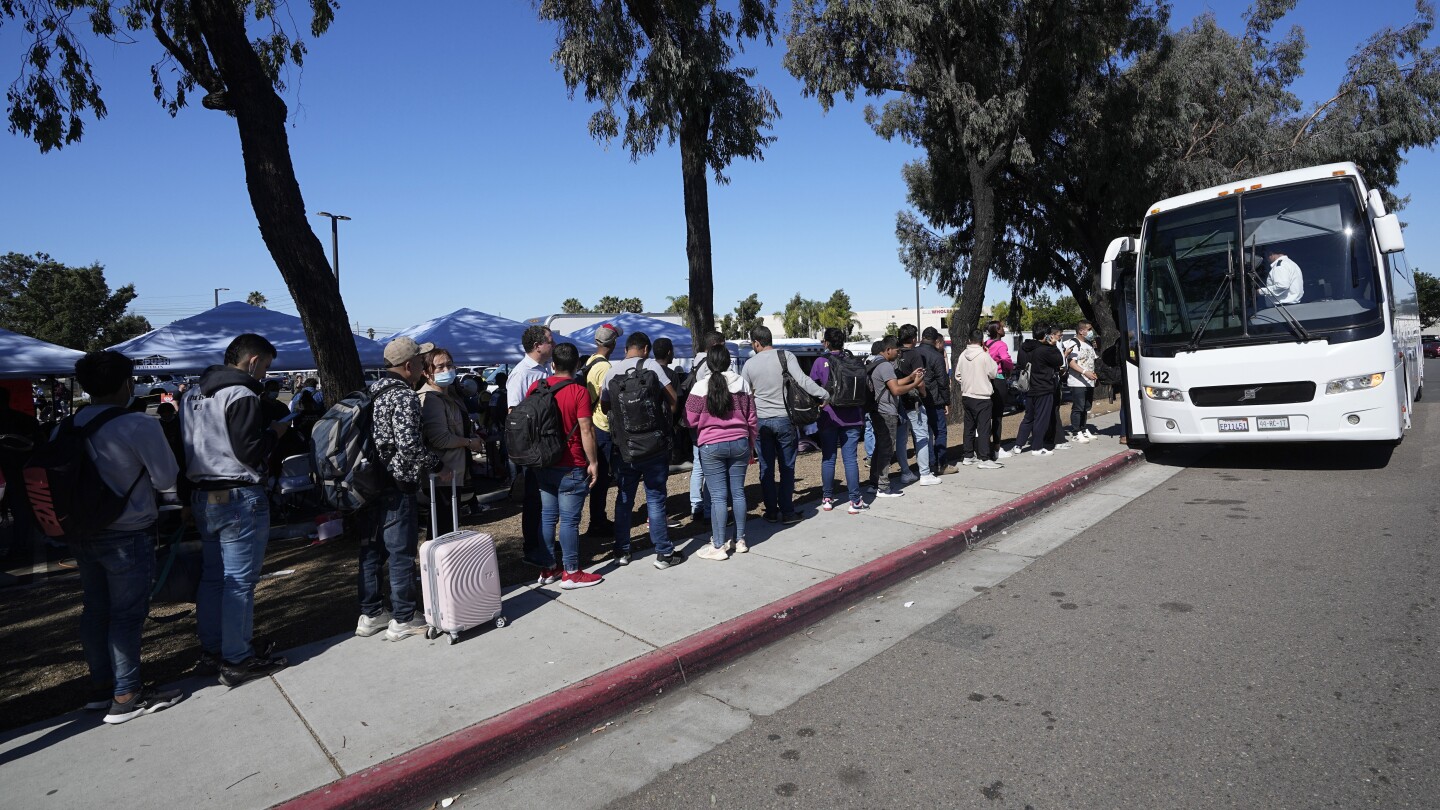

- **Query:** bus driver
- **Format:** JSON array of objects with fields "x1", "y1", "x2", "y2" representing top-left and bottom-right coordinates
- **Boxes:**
[{"x1": 1257, "y1": 246, "x2": 1304, "y2": 306}]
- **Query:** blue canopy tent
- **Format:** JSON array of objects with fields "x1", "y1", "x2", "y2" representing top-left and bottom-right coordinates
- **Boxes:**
[
  {"x1": 384, "y1": 308, "x2": 532, "y2": 366},
  {"x1": 0, "y1": 328, "x2": 86, "y2": 378},
  {"x1": 561, "y1": 313, "x2": 694, "y2": 360},
  {"x1": 107, "y1": 301, "x2": 387, "y2": 372}
]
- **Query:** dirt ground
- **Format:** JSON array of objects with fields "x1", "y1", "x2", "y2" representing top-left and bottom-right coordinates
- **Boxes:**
[{"x1": 0, "y1": 397, "x2": 1119, "y2": 732}]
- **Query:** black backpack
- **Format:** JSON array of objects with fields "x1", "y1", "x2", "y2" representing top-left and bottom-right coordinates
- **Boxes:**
[
  {"x1": 23, "y1": 408, "x2": 144, "y2": 540},
  {"x1": 819, "y1": 351, "x2": 870, "y2": 409},
  {"x1": 894, "y1": 347, "x2": 924, "y2": 406},
  {"x1": 608, "y1": 365, "x2": 671, "y2": 463},
  {"x1": 779, "y1": 351, "x2": 823, "y2": 426},
  {"x1": 312, "y1": 389, "x2": 392, "y2": 511},
  {"x1": 505, "y1": 379, "x2": 578, "y2": 468}
]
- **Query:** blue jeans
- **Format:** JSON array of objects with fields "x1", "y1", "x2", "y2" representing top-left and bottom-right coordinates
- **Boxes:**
[
  {"x1": 194, "y1": 485, "x2": 270, "y2": 664},
  {"x1": 926, "y1": 402, "x2": 947, "y2": 475},
  {"x1": 689, "y1": 442, "x2": 708, "y2": 514},
  {"x1": 614, "y1": 453, "x2": 673, "y2": 556},
  {"x1": 539, "y1": 466, "x2": 589, "y2": 572},
  {"x1": 699, "y1": 438, "x2": 749, "y2": 547},
  {"x1": 589, "y1": 428, "x2": 613, "y2": 525},
  {"x1": 818, "y1": 424, "x2": 862, "y2": 504},
  {"x1": 356, "y1": 489, "x2": 419, "y2": 623},
  {"x1": 757, "y1": 416, "x2": 798, "y2": 516},
  {"x1": 900, "y1": 403, "x2": 931, "y2": 476},
  {"x1": 1069, "y1": 386, "x2": 1094, "y2": 433},
  {"x1": 71, "y1": 528, "x2": 155, "y2": 696},
  {"x1": 863, "y1": 414, "x2": 875, "y2": 458}
]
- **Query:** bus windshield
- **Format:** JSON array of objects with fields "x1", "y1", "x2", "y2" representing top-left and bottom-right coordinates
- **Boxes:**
[{"x1": 1139, "y1": 178, "x2": 1383, "y2": 351}]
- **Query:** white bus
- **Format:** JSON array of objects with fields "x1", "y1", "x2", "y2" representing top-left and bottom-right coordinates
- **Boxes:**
[{"x1": 1101, "y1": 162, "x2": 1423, "y2": 447}]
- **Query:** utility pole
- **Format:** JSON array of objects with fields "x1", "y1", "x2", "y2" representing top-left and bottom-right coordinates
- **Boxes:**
[
  {"x1": 315, "y1": 211, "x2": 352, "y2": 283},
  {"x1": 214, "y1": 287, "x2": 230, "y2": 308}
]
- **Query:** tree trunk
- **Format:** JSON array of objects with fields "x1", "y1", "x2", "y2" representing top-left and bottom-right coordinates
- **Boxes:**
[
  {"x1": 679, "y1": 108, "x2": 716, "y2": 355},
  {"x1": 192, "y1": 0, "x2": 363, "y2": 398},
  {"x1": 948, "y1": 156, "x2": 996, "y2": 403}
]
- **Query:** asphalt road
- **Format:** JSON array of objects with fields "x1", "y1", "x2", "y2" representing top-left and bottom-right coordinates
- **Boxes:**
[{"x1": 605, "y1": 365, "x2": 1439, "y2": 809}]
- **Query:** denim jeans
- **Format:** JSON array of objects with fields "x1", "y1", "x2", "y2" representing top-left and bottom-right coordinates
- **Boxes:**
[
  {"x1": 962, "y1": 396, "x2": 993, "y2": 460},
  {"x1": 756, "y1": 416, "x2": 798, "y2": 517},
  {"x1": 194, "y1": 485, "x2": 270, "y2": 664},
  {"x1": 589, "y1": 427, "x2": 613, "y2": 526},
  {"x1": 614, "y1": 453, "x2": 673, "y2": 556},
  {"x1": 699, "y1": 438, "x2": 749, "y2": 547},
  {"x1": 71, "y1": 528, "x2": 155, "y2": 696},
  {"x1": 539, "y1": 466, "x2": 590, "y2": 572},
  {"x1": 356, "y1": 488, "x2": 419, "y2": 623},
  {"x1": 900, "y1": 403, "x2": 931, "y2": 476},
  {"x1": 868, "y1": 413, "x2": 900, "y2": 493},
  {"x1": 818, "y1": 424, "x2": 863, "y2": 504},
  {"x1": 689, "y1": 442, "x2": 708, "y2": 515},
  {"x1": 926, "y1": 401, "x2": 948, "y2": 475},
  {"x1": 863, "y1": 414, "x2": 875, "y2": 459},
  {"x1": 1069, "y1": 386, "x2": 1094, "y2": 433}
]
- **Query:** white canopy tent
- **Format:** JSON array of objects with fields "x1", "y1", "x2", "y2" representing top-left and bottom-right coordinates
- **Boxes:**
[
  {"x1": 0, "y1": 328, "x2": 86, "y2": 378},
  {"x1": 107, "y1": 302, "x2": 386, "y2": 373},
  {"x1": 385, "y1": 308, "x2": 532, "y2": 366}
]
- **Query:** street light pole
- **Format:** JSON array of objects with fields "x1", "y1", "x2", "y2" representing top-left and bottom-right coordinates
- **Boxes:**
[
  {"x1": 214, "y1": 287, "x2": 230, "y2": 308},
  {"x1": 315, "y1": 211, "x2": 351, "y2": 283}
]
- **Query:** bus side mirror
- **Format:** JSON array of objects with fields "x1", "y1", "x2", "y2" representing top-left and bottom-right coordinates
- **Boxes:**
[
  {"x1": 1374, "y1": 214, "x2": 1405, "y2": 253},
  {"x1": 1101, "y1": 236, "x2": 1137, "y2": 292}
]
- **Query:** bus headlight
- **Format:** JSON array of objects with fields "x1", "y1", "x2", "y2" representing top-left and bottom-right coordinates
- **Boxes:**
[
  {"x1": 1143, "y1": 386, "x2": 1184, "y2": 402},
  {"x1": 1325, "y1": 373, "x2": 1384, "y2": 394}
]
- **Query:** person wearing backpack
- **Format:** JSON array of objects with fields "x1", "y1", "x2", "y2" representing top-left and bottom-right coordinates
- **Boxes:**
[
  {"x1": 917, "y1": 327, "x2": 954, "y2": 476},
  {"x1": 894, "y1": 325, "x2": 942, "y2": 487},
  {"x1": 688, "y1": 344, "x2": 757, "y2": 560},
  {"x1": 52, "y1": 351, "x2": 183, "y2": 723},
  {"x1": 983, "y1": 321, "x2": 1015, "y2": 461},
  {"x1": 507, "y1": 325, "x2": 557, "y2": 573},
  {"x1": 581, "y1": 323, "x2": 620, "y2": 538},
  {"x1": 865, "y1": 336, "x2": 925, "y2": 498},
  {"x1": 353, "y1": 337, "x2": 443, "y2": 642},
  {"x1": 181, "y1": 334, "x2": 290, "y2": 685},
  {"x1": 526, "y1": 342, "x2": 604, "y2": 588},
  {"x1": 809, "y1": 327, "x2": 866, "y2": 515},
  {"x1": 600, "y1": 332, "x2": 682, "y2": 569},
  {"x1": 1011, "y1": 326, "x2": 1065, "y2": 456},
  {"x1": 1061, "y1": 320, "x2": 1100, "y2": 443},
  {"x1": 739, "y1": 325, "x2": 829, "y2": 525}
]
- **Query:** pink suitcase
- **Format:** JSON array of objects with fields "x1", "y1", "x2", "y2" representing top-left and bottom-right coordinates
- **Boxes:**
[{"x1": 420, "y1": 475, "x2": 505, "y2": 644}]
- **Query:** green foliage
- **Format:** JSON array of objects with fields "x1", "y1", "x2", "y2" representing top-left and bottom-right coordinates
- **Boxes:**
[
  {"x1": 0, "y1": 252, "x2": 150, "y2": 350},
  {"x1": 816, "y1": 289, "x2": 859, "y2": 335},
  {"x1": 1025, "y1": 295, "x2": 1085, "y2": 333},
  {"x1": 537, "y1": 0, "x2": 780, "y2": 183},
  {"x1": 775, "y1": 293, "x2": 819, "y2": 339},
  {"x1": 1417, "y1": 270, "x2": 1440, "y2": 328},
  {"x1": 246, "y1": 290, "x2": 268, "y2": 308},
  {"x1": 883, "y1": 322, "x2": 899, "y2": 338},
  {"x1": 3, "y1": 1, "x2": 339, "y2": 152},
  {"x1": 725, "y1": 293, "x2": 764, "y2": 339},
  {"x1": 665, "y1": 294, "x2": 691, "y2": 327},
  {"x1": 561, "y1": 297, "x2": 586, "y2": 314},
  {"x1": 593, "y1": 295, "x2": 643, "y2": 313}
]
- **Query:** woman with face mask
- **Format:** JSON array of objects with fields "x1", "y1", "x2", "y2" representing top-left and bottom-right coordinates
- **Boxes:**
[{"x1": 418, "y1": 348, "x2": 483, "y2": 536}]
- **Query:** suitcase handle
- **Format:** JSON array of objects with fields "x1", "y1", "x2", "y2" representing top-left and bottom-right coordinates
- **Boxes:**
[{"x1": 428, "y1": 472, "x2": 461, "y2": 539}]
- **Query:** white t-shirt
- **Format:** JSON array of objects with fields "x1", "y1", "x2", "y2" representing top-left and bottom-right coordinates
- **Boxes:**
[{"x1": 1063, "y1": 338, "x2": 1098, "y2": 389}]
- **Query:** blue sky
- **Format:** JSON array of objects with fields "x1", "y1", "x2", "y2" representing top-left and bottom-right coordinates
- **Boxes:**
[{"x1": 3, "y1": 1, "x2": 1434, "y2": 338}]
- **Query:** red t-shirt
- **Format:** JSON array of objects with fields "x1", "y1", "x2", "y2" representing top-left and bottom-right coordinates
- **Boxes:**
[{"x1": 526, "y1": 375, "x2": 592, "y2": 468}]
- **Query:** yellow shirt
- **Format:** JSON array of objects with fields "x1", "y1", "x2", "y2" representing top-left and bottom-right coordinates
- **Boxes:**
[{"x1": 585, "y1": 357, "x2": 612, "y2": 433}]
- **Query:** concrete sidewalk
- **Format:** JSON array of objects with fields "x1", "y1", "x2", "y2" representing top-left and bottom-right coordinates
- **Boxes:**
[{"x1": 0, "y1": 414, "x2": 1137, "y2": 810}]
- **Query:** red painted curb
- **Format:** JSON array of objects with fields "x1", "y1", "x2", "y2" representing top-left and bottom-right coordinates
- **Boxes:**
[{"x1": 275, "y1": 450, "x2": 1143, "y2": 810}]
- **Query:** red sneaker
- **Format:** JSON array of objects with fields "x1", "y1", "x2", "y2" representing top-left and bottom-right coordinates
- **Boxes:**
[
  {"x1": 561, "y1": 569, "x2": 603, "y2": 590},
  {"x1": 536, "y1": 567, "x2": 562, "y2": 586}
]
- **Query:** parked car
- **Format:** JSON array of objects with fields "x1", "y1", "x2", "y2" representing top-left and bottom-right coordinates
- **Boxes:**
[
  {"x1": 1424, "y1": 338, "x2": 1440, "y2": 359},
  {"x1": 133, "y1": 374, "x2": 182, "y2": 399}
]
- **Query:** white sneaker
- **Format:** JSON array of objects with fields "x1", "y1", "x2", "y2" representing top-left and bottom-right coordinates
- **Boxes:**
[
  {"x1": 961, "y1": 457, "x2": 976, "y2": 466},
  {"x1": 1054, "y1": 442, "x2": 1073, "y2": 450},
  {"x1": 696, "y1": 544, "x2": 728, "y2": 561},
  {"x1": 384, "y1": 618, "x2": 427, "y2": 642},
  {"x1": 976, "y1": 460, "x2": 1004, "y2": 470},
  {"x1": 733, "y1": 537, "x2": 749, "y2": 553},
  {"x1": 1032, "y1": 448, "x2": 1054, "y2": 456},
  {"x1": 919, "y1": 475, "x2": 944, "y2": 486},
  {"x1": 1084, "y1": 429, "x2": 1099, "y2": 440},
  {"x1": 355, "y1": 611, "x2": 392, "y2": 638},
  {"x1": 1074, "y1": 433, "x2": 1091, "y2": 443},
  {"x1": 876, "y1": 490, "x2": 905, "y2": 498},
  {"x1": 996, "y1": 448, "x2": 1012, "y2": 459}
]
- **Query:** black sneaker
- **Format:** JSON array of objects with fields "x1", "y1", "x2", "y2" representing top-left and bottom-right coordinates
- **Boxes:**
[
  {"x1": 218, "y1": 655, "x2": 288, "y2": 688},
  {"x1": 194, "y1": 650, "x2": 221, "y2": 677},
  {"x1": 665, "y1": 515, "x2": 685, "y2": 530},
  {"x1": 781, "y1": 512, "x2": 802, "y2": 526},
  {"x1": 103, "y1": 687, "x2": 184, "y2": 725},
  {"x1": 614, "y1": 552, "x2": 631, "y2": 566},
  {"x1": 653, "y1": 551, "x2": 685, "y2": 570},
  {"x1": 83, "y1": 684, "x2": 115, "y2": 711},
  {"x1": 762, "y1": 512, "x2": 780, "y2": 524}
]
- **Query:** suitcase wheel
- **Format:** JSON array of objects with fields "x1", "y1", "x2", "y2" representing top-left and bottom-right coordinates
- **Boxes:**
[
  {"x1": 446, "y1": 632, "x2": 459, "y2": 645},
  {"x1": 425, "y1": 626, "x2": 441, "y2": 641},
  {"x1": 494, "y1": 615, "x2": 508, "y2": 629}
]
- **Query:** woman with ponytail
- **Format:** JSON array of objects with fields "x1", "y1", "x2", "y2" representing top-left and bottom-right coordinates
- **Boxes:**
[{"x1": 684, "y1": 345, "x2": 757, "y2": 559}]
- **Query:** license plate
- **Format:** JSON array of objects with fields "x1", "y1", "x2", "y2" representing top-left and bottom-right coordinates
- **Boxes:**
[
  {"x1": 1256, "y1": 416, "x2": 1290, "y2": 431},
  {"x1": 1218, "y1": 418, "x2": 1250, "y2": 432}
]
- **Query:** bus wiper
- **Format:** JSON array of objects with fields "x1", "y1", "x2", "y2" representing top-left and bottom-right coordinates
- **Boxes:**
[
  {"x1": 1185, "y1": 273, "x2": 1233, "y2": 352},
  {"x1": 1245, "y1": 266, "x2": 1312, "y2": 342}
]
